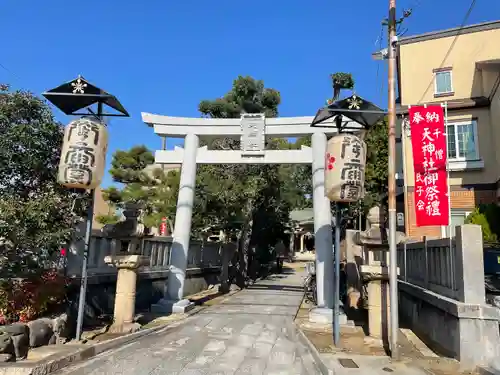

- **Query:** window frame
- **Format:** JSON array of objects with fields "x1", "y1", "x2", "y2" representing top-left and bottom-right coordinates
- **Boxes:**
[
  {"x1": 446, "y1": 119, "x2": 480, "y2": 162},
  {"x1": 434, "y1": 69, "x2": 454, "y2": 96}
]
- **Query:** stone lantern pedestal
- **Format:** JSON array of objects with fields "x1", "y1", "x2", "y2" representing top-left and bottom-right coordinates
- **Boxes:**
[
  {"x1": 360, "y1": 264, "x2": 399, "y2": 340},
  {"x1": 104, "y1": 255, "x2": 149, "y2": 334},
  {"x1": 354, "y1": 206, "x2": 405, "y2": 342}
]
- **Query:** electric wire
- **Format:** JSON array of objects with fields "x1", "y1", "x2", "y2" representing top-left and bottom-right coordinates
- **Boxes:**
[{"x1": 416, "y1": 0, "x2": 477, "y2": 103}]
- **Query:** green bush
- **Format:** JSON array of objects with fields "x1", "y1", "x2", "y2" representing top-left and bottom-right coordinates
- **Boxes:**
[{"x1": 465, "y1": 203, "x2": 500, "y2": 242}]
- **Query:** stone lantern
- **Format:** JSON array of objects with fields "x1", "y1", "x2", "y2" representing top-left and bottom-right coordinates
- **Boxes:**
[
  {"x1": 102, "y1": 203, "x2": 150, "y2": 333},
  {"x1": 354, "y1": 206, "x2": 406, "y2": 341}
]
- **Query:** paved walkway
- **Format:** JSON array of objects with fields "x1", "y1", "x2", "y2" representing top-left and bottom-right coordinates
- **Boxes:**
[{"x1": 56, "y1": 267, "x2": 321, "y2": 375}]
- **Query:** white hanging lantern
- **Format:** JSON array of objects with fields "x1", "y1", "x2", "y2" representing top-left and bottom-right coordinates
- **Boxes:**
[
  {"x1": 57, "y1": 117, "x2": 108, "y2": 189},
  {"x1": 325, "y1": 134, "x2": 367, "y2": 202}
]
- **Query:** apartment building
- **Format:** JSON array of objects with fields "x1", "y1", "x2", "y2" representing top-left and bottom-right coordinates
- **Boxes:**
[{"x1": 396, "y1": 20, "x2": 500, "y2": 239}]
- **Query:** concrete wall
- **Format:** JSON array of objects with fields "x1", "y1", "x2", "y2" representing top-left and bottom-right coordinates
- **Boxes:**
[
  {"x1": 67, "y1": 267, "x2": 222, "y2": 327},
  {"x1": 397, "y1": 225, "x2": 500, "y2": 370},
  {"x1": 66, "y1": 233, "x2": 223, "y2": 327}
]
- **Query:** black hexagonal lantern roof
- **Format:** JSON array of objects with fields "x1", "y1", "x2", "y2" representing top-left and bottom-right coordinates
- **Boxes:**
[
  {"x1": 43, "y1": 75, "x2": 129, "y2": 117},
  {"x1": 311, "y1": 94, "x2": 386, "y2": 129}
]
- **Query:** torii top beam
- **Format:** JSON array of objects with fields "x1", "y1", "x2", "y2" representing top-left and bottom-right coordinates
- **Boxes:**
[{"x1": 141, "y1": 113, "x2": 363, "y2": 139}]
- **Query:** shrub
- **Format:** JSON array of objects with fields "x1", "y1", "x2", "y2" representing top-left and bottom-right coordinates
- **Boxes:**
[
  {"x1": 0, "y1": 269, "x2": 69, "y2": 324},
  {"x1": 465, "y1": 203, "x2": 500, "y2": 243}
]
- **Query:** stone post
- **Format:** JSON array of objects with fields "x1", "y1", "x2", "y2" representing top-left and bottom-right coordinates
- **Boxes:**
[
  {"x1": 289, "y1": 232, "x2": 295, "y2": 256},
  {"x1": 152, "y1": 133, "x2": 198, "y2": 314},
  {"x1": 300, "y1": 234, "x2": 305, "y2": 252},
  {"x1": 104, "y1": 255, "x2": 149, "y2": 333},
  {"x1": 344, "y1": 229, "x2": 362, "y2": 309},
  {"x1": 219, "y1": 241, "x2": 236, "y2": 294},
  {"x1": 363, "y1": 266, "x2": 392, "y2": 340},
  {"x1": 310, "y1": 132, "x2": 334, "y2": 323},
  {"x1": 356, "y1": 207, "x2": 403, "y2": 342},
  {"x1": 455, "y1": 225, "x2": 486, "y2": 304}
]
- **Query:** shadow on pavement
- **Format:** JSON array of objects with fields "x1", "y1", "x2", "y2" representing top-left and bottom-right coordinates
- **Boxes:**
[{"x1": 247, "y1": 284, "x2": 304, "y2": 292}]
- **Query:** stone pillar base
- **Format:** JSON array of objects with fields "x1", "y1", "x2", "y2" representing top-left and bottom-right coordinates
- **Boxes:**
[
  {"x1": 108, "y1": 322, "x2": 142, "y2": 334},
  {"x1": 309, "y1": 307, "x2": 348, "y2": 325},
  {"x1": 104, "y1": 254, "x2": 149, "y2": 333},
  {"x1": 360, "y1": 264, "x2": 399, "y2": 340},
  {"x1": 151, "y1": 298, "x2": 195, "y2": 314}
]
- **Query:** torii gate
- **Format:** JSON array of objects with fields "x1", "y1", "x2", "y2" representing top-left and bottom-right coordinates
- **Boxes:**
[{"x1": 142, "y1": 112, "x2": 362, "y2": 320}]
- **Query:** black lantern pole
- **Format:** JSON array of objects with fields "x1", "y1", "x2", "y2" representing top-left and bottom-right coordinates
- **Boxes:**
[
  {"x1": 310, "y1": 94, "x2": 386, "y2": 346},
  {"x1": 43, "y1": 76, "x2": 129, "y2": 341}
]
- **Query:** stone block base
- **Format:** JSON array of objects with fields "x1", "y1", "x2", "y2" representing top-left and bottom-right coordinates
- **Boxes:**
[
  {"x1": 108, "y1": 322, "x2": 141, "y2": 334},
  {"x1": 308, "y1": 307, "x2": 348, "y2": 325},
  {"x1": 151, "y1": 299, "x2": 195, "y2": 314}
]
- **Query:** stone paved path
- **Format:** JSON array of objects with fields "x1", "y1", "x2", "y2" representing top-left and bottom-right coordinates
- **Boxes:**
[{"x1": 56, "y1": 267, "x2": 321, "y2": 375}]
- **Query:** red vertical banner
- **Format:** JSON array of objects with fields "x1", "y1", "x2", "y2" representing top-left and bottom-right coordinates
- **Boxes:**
[{"x1": 409, "y1": 105, "x2": 449, "y2": 227}]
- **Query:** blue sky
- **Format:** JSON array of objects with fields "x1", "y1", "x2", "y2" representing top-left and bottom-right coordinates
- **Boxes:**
[{"x1": 1, "y1": 0, "x2": 498, "y2": 187}]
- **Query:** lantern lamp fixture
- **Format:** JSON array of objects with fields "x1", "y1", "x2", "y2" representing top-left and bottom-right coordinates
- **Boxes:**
[
  {"x1": 310, "y1": 94, "x2": 387, "y2": 130},
  {"x1": 43, "y1": 75, "x2": 129, "y2": 118}
]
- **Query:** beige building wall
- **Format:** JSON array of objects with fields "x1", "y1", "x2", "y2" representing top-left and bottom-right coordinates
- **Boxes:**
[
  {"x1": 92, "y1": 187, "x2": 113, "y2": 230},
  {"x1": 399, "y1": 27, "x2": 500, "y2": 105},
  {"x1": 397, "y1": 21, "x2": 500, "y2": 239}
]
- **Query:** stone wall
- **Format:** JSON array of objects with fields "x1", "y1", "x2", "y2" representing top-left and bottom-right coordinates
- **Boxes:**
[
  {"x1": 397, "y1": 225, "x2": 500, "y2": 370},
  {"x1": 66, "y1": 233, "x2": 223, "y2": 327}
]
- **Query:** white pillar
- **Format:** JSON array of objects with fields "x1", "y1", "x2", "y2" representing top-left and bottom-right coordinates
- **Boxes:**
[
  {"x1": 151, "y1": 133, "x2": 199, "y2": 313},
  {"x1": 311, "y1": 132, "x2": 334, "y2": 310},
  {"x1": 167, "y1": 133, "x2": 199, "y2": 301}
]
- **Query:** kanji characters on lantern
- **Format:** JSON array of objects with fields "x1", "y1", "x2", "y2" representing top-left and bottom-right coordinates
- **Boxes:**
[
  {"x1": 58, "y1": 117, "x2": 108, "y2": 189},
  {"x1": 324, "y1": 134, "x2": 367, "y2": 202},
  {"x1": 409, "y1": 105, "x2": 449, "y2": 227}
]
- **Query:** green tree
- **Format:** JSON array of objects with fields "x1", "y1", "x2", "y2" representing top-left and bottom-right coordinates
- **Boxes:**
[
  {"x1": 286, "y1": 73, "x2": 388, "y2": 228},
  {"x1": 330, "y1": 72, "x2": 355, "y2": 102},
  {"x1": 362, "y1": 117, "x2": 389, "y2": 211},
  {"x1": 97, "y1": 145, "x2": 180, "y2": 231},
  {"x1": 197, "y1": 76, "x2": 289, "y2": 285},
  {"x1": 0, "y1": 85, "x2": 87, "y2": 278},
  {"x1": 280, "y1": 136, "x2": 313, "y2": 210},
  {"x1": 465, "y1": 204, "x2": 500, "y2": 242}
]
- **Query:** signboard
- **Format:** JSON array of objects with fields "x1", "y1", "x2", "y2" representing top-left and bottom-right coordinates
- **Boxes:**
[
  {"x1": 325, "y1": 134, "x2": 367, "y2": 202},
  {"x1": 409, "y1": 105, "x2": 449, "y2": 227},
  {"x1": 241, "y1": 114, "x2": 265, "y2": 156},
  {"x1": 397, "y1": 212, "x2": 404, "y2": 226},
  {"x1": 58, "y1": 117, "x2": 108, "y2": 189}
]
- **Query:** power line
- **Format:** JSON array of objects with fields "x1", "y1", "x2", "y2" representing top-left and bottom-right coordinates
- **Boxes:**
[{"x1": 416, "y1": 0, "x2": 477, "y2": 103}]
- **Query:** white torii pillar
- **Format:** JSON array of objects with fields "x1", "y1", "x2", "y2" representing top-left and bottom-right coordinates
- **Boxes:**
[
  {"x1": 310, "y1": 132, "x2": 335, "y2": 323},
  {"x1": 151, "y1": 133, "x2": 198, "y2": 313},
  {"x1": 143, "y1": 113, "x2": 361, "y2": 316}
]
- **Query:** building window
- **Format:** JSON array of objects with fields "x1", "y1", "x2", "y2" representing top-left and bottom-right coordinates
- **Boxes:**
[
  {"x1": 434, "y1": 69, "x2": 453, "y2": 95},
  {"x1": 444, "y1": 210, "x2": 471, "y2": 237},
  {"x1": 447, "y1": 120, "x2": 479, "y2": 161}
]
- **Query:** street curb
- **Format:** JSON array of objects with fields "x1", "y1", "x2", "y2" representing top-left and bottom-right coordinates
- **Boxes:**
[
  {"x1": 0, "y1": 269, "x2": 289, "y2": 375},
  {"x1": 0, "y1": 288, "x2": 245, "y2": 375},
  {"x1": 0, "y1": 319, "x2": 188, "y2": 375},
  {"x1": 0, "y1": 324, "x2": 171, "y2": 375},
  {"x1": 294, "y1": 323, "x2": 334, "y2": 375}
]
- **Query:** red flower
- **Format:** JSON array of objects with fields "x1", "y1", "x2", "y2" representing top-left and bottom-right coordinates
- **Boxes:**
[{"x1": 60, "y1": 248, "x2": 67, "y2": 257}]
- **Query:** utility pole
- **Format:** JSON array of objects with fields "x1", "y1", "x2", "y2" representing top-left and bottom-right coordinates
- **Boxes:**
[{"x1": 387, "y1": 0, "x2": 400, "y2": 360}]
